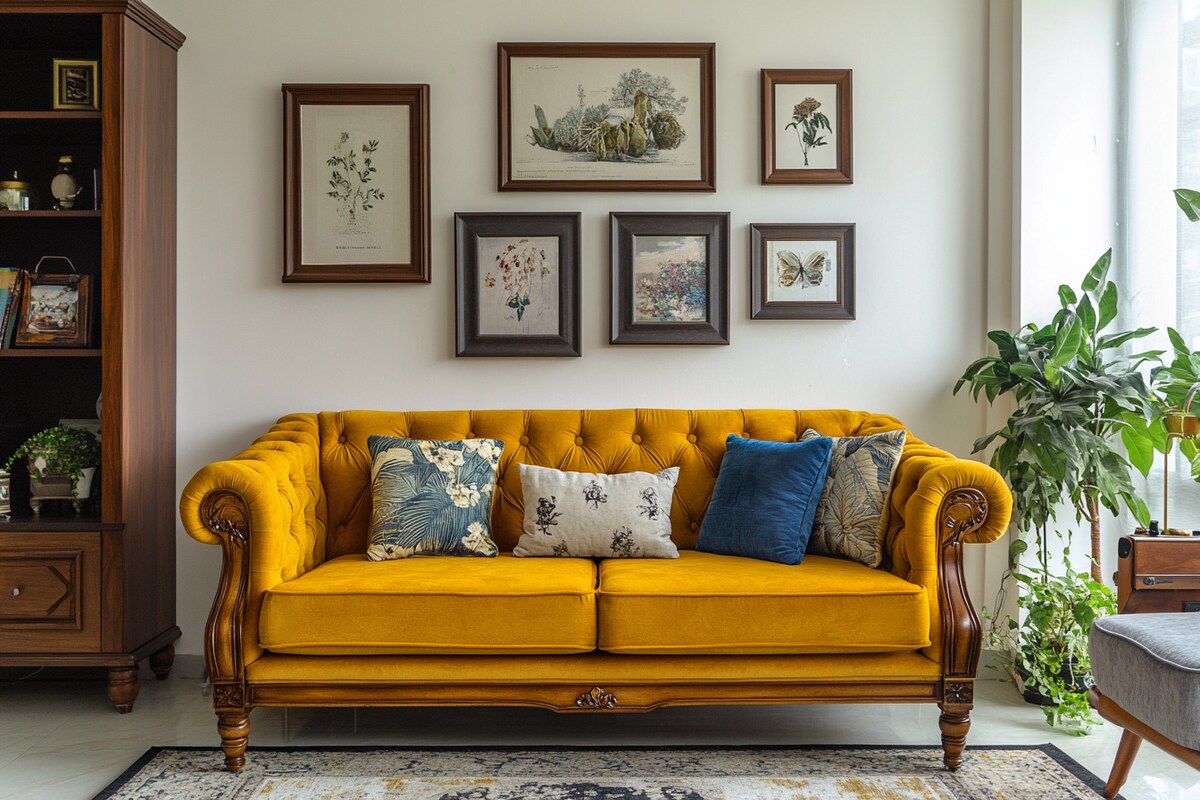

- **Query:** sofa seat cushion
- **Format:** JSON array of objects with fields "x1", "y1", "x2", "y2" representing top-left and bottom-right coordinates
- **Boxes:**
[
  {"x1": 259, "y1": 553, "x2": 597, "y2": 655},
  {"x1": 597, "y1": 550, "x2": 930, "y2": 655}
]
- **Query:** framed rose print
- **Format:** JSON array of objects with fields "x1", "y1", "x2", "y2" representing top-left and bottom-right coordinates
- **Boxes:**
[
  {"x1": 761, "y1": 69, "x2": 853, "y2": 185},
  {"x1": 611, "y1": 212, "x2": 729, "y2": 345},
  {"x1": 750, "y1": 223, "x2": 855, "y2": 320},
  {"x1": 455, "y1": 212, "x2": 581, "y2": 357},
  {"x1": 498, "y1": 43, "x2": 716, "y2": 192},
  {"x1": 283, "y1": 84, "x2": 430, "y2": 282}
]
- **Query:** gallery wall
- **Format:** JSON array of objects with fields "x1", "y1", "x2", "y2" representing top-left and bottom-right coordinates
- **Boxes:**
[{"x1": 151, "y1": 0, "x2": 997, "y2": 656}]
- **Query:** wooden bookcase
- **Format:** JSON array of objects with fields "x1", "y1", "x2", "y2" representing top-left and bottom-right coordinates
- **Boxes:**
[{"x1": 0, "y1": 1, "x2": 184, "y2": 711}]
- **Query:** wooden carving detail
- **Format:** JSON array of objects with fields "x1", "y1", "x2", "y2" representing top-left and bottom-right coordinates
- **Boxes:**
[
  {"x1": 575, "y1": 686, "x2": 619, "y2": 709},
  {"x1": 937, "y1": 488, "x2": 989, "y2": 682},
  {"x1": 213, "y1": 683, "x2": 245, "y2": 709},
  {"x1": 200, "y1": 490, "x2": 251, "y2": 708},
  {"x1": 943, "y1": 680, "x2": 973, "y2": 705}
]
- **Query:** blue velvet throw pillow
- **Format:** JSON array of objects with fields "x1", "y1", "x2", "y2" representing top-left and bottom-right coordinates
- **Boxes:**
[{"x1": 697, "y1": 434, "x2": 834, "y2": 565}]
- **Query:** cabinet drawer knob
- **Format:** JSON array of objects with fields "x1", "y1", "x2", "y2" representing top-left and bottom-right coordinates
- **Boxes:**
[{"x1": 8, "y1": 587, "x2": 18, "y2": 597}]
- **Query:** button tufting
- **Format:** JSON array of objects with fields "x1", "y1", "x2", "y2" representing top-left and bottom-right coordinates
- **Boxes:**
[
  {"x1": 690, "y1": 521, "x2": 699, "y2": 531},
  {"x1": 519, "y1": 435, "x2": 530, "y2": 445},
  {"x1": 631, "y1": 434, "x2": 642, "y2": 444},
  {"x1": 338, "y1": 435, "x2": 347, "y2": 444},
  {"x1": 574, "y1": 436, "x2": 584, "y2": 446},
  {"x1": 687, "y1": 434, "x2": 698, "y2": 443},
  {"x1": 467, "y1": 432, "x2": 475, "y2": 438}
]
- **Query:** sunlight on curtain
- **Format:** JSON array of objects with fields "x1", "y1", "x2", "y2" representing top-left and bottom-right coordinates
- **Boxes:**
[{"x1": 1124, "y1": 0, "x2": 1200, "y2": 531}]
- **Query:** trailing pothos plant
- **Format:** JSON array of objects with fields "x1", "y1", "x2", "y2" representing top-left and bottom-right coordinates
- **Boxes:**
[{"x1": 955, "y1": 250, "x2": 1160, "y2": 732}]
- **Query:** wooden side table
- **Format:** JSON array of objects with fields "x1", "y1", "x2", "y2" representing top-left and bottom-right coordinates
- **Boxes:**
[{"x1": 1116, "y1": 534, "x2": 1200, "y2": 614}]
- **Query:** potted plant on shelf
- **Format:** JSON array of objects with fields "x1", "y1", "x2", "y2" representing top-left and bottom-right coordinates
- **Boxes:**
[
  {"x1": 955, "y1": 250, "x2": 1159, "y2": 732},
  {"x1": 3, "y1": 425, "x2": 101, "y2": 514}
]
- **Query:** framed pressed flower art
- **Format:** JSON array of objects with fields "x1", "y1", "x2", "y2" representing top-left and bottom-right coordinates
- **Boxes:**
[
  {"x1": 610, "y1": 212, "x2": 729, "y2": 345},
  {"x1": 283, "y1": 83, "x2": 430, "y2": 282},
  {"x1": 455, "y1": 212, "x2": 582, "y2": 357},
  {"x1": 761, "y1": 69, "x2": 853, "y2": 185},
  {"x1": 750, "y1": 222, "x2": 856, "y2": 320}
]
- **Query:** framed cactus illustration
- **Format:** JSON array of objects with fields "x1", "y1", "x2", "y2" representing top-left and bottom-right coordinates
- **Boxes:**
[
  {"x1": 761, "y1": 69, "x2": 853, "y2": 185},
  {"x1": 455, "y1": 212, "x2": 582, "y2": 357},
  {"x1": 282, "y1": 84, "x2": 430, "y2": 282},
  {"x1": 498, "y1": 43, "x2": 716, "y2": 192}
]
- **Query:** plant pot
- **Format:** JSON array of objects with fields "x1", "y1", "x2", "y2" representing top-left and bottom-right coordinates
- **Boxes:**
[
  {"x1": 29, "y1": 466, "x2": 96, "y2": 514},
  {"x1": 1017, "y1": 659, "x2": 1089, "y2": 706}
]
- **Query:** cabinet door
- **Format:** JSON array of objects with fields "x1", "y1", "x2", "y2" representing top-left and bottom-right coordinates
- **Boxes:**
[{"x1": 0, "y1": 533, "x2": 101, "y2": 652}]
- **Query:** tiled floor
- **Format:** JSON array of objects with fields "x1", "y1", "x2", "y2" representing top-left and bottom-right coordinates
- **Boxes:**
[{"x1": 0, "y1": 664, "x2": 1196, "y2": 799}]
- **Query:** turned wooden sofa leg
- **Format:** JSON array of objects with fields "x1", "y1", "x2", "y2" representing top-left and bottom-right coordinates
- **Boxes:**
[
  {"x1": 150, "y1": 644, "x2": 176, "y2": 680},
  {"x1": 938, "y1": 705, "x2": 972, "y2": 771},
  {"x1": 218, "y1": 712, "x2": 250, "y2": 772}
]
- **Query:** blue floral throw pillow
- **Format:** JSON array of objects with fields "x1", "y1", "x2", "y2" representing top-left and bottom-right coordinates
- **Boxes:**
[{"x1": 366, "y1": 435, "x2": 503, "y2": 561}]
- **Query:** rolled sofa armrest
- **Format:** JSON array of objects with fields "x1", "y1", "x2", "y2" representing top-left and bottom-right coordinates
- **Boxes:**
[
  {"x1": 179, "y1": 415, "x2": 324, "y2": 681},
  {"x1": 886, "y1": 454, "x2": 1012, "y2": 682}
]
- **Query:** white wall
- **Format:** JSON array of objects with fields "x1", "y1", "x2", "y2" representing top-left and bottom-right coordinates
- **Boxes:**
[{"x1": 151, "y1": 0, "x2": 992, "y2": 656}]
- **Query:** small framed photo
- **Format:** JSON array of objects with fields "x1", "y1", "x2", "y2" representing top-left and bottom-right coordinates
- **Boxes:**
[
  {"x1": 455, "y1": 212, "x2": 581, "y2": 357},
  {"x1": 53, "y1": 59, "x2": 99, "y2": 111},
  {"x1": 498, "y1": 42, "x2": 716, "y2": 192},
  {"x1": 611, "y1": 212, "x2": 729, "y2": 345},
  {"x1": 283, "y1": 84, "x2": 430, "y2": 283},
  {"x1": 761, "y1": 69, "x2": 852, "y2": 185},
  {"x1": 750, "y1": 223, "x2": 855, "y2": 320},
  {"x1": 16, "y1": 271, "x2": 93, "y2": 347}
]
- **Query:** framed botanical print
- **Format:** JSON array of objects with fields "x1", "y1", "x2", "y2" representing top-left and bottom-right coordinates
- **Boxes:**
[
  {"x1": 283, "y1": 84, "x2": 430, "y2": 282},
  {"x1": 455, "y1": 212, "x2": 582, "y2": 357},
  {"x1": 52, "y1": 59, "x2": 99, "y2": 110},
  {"x1": 498, "y1": 43, "x2": 716, "y2": 192},
  {"x1": 750, "y1": 223, "x2": 855, "y2": 320},
  {"x1": 611, "y1": 212, "x2": 729, "y2": 345},
  {"x1": 761, "y1": 69, "x2": 853, "y2": 185}
]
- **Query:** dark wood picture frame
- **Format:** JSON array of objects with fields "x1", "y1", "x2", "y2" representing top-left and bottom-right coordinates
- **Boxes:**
[
  {"x1": 761, "y1": 69, "x2": 853, "y2": 185},
  {"x1": 611, "y1": 212, "x2": 729, "y2": 345},
  {"x1": 498, "y1": 43, "x2": 716, "y2": 192},
  {"x1": 455, "y1": 212, "x2": 582, "y2": 357},
  {"x1": 750, "y1": 222, "x2": 855, "y2": 320},
  {"x1": 52, "y1": 58, "x2": 99, "y2": 110},
  {"x1": 15, "y1": 271, "x2": 92, "y2": 347},
  {"x1": 283, "y1": 84, "x2": 430, "y2": 283}
]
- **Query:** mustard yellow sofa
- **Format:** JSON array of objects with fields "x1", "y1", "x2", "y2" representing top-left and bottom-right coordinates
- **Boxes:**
[{"x1": 180, "y1": 409, "x2": 1011, "y2": 772}]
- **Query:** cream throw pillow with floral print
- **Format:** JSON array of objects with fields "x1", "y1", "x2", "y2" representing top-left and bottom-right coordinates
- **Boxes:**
[
  {"x1": 514, "y1": 465, "x2": 680, "y2": 558},
  {"x1": 366, "y1": 435, "x2": 503, "y2": 560}
]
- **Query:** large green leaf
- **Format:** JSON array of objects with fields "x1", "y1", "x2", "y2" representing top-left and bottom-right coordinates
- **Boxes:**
[
  {"x1": 1058, "y1": 284, "x2": 1078, "y2": 308},
  {"x1": 1098, "y1": 327, "x2": 1157, "y2": 351},
  {"x1": 1097, "y1": 281, "x2": 1118, "y2": 330},
  {"x1": 1176, "y1": 188, "x2": 1200, "y2": 222},
  {"x1": 1081, "y1": 249, "x2": 1112, "y2": 293},
  {"x1": 1168, "y1": 326, "x2": 1190, "y2": 358}
]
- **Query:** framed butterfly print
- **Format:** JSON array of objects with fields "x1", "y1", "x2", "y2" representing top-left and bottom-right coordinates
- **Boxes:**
[{"x1": 750, "y1": 223, "x2": 855, "y2": 320}]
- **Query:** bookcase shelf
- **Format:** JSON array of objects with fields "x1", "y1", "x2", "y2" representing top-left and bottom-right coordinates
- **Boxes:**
[
  {"x1": 0, "y1": 348, "x2": 101, "y2": 358},
  {"x1": 0, "y1": 210, "x2": 101, "y2": 218}
]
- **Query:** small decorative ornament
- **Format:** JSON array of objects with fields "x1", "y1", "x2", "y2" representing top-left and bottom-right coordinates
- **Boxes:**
[
  {"x1": 0, "y1": 471, "x2": 10, "y2": 517},
  {"x1": 0, "y1": 171, "x2": 32, "y2": 211},
  {"x1": 50, "y1": 156, "x2": 83, "y2": 210}
]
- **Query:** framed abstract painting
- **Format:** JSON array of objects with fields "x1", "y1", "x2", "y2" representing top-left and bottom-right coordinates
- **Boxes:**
[
  {"x1": 610, "y1": 212, "x2": 729, "y2": 345},
  {"x1": 455, "y1": 212, "x2": 582, "y2": 357}
]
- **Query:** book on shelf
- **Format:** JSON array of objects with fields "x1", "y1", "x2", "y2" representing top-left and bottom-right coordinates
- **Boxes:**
[{"x1": 0, "y1": 268, "x2": 25, "y2": 349}]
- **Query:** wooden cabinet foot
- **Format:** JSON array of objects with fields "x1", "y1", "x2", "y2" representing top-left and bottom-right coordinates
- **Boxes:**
[
  {"x1": 107, "y1": 666, "x2": 139, "y2": 713},
  {"x1": 218, "y1": 712, "x2": 249, "y2": 772},
  {"x1": 938, "y1": 706, "x2": 971, "y2": 771},
  {"x1": 149, "y1": 643, "x2": 175, "y2": 680}
]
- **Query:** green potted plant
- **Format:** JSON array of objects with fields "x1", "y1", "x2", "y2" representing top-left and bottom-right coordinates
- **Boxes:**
[
  {"x1": 955, "y1": 251, "x2": 1159, "y2": 731},
  {"x1": 3, "y1": 425, "x2": 101, "y2": 514}
]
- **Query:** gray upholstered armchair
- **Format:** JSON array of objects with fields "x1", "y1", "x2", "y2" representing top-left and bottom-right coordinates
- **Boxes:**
[{"x1": 1089, "y1": 613, "x2": 1200, "y2": 798}]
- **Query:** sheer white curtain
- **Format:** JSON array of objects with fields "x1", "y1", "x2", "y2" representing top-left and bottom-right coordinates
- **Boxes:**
[{"x1": 1123, "y1": 0, "x2": 1200, "y2": 531}]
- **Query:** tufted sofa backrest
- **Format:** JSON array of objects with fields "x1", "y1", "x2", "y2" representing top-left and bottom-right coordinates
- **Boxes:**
[{"x1": 315, "y1": 409, "x2": 914, "y2": 557}]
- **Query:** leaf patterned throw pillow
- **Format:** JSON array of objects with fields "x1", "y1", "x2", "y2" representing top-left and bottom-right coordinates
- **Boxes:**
[
  {"x1": 366, "y1": 435, "x2": 503, "y2": 560},
  {"x1": 513, "y1": 464, "x2": 681, "y2": 558},
  {"x1": 800, "y1": 428, "x2": 906, "y2": 568}
]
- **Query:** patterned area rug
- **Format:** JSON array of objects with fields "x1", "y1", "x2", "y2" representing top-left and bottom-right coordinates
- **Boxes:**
[{"x1": 94, "y1": 745, "x2": 1112, "y2": 800}]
